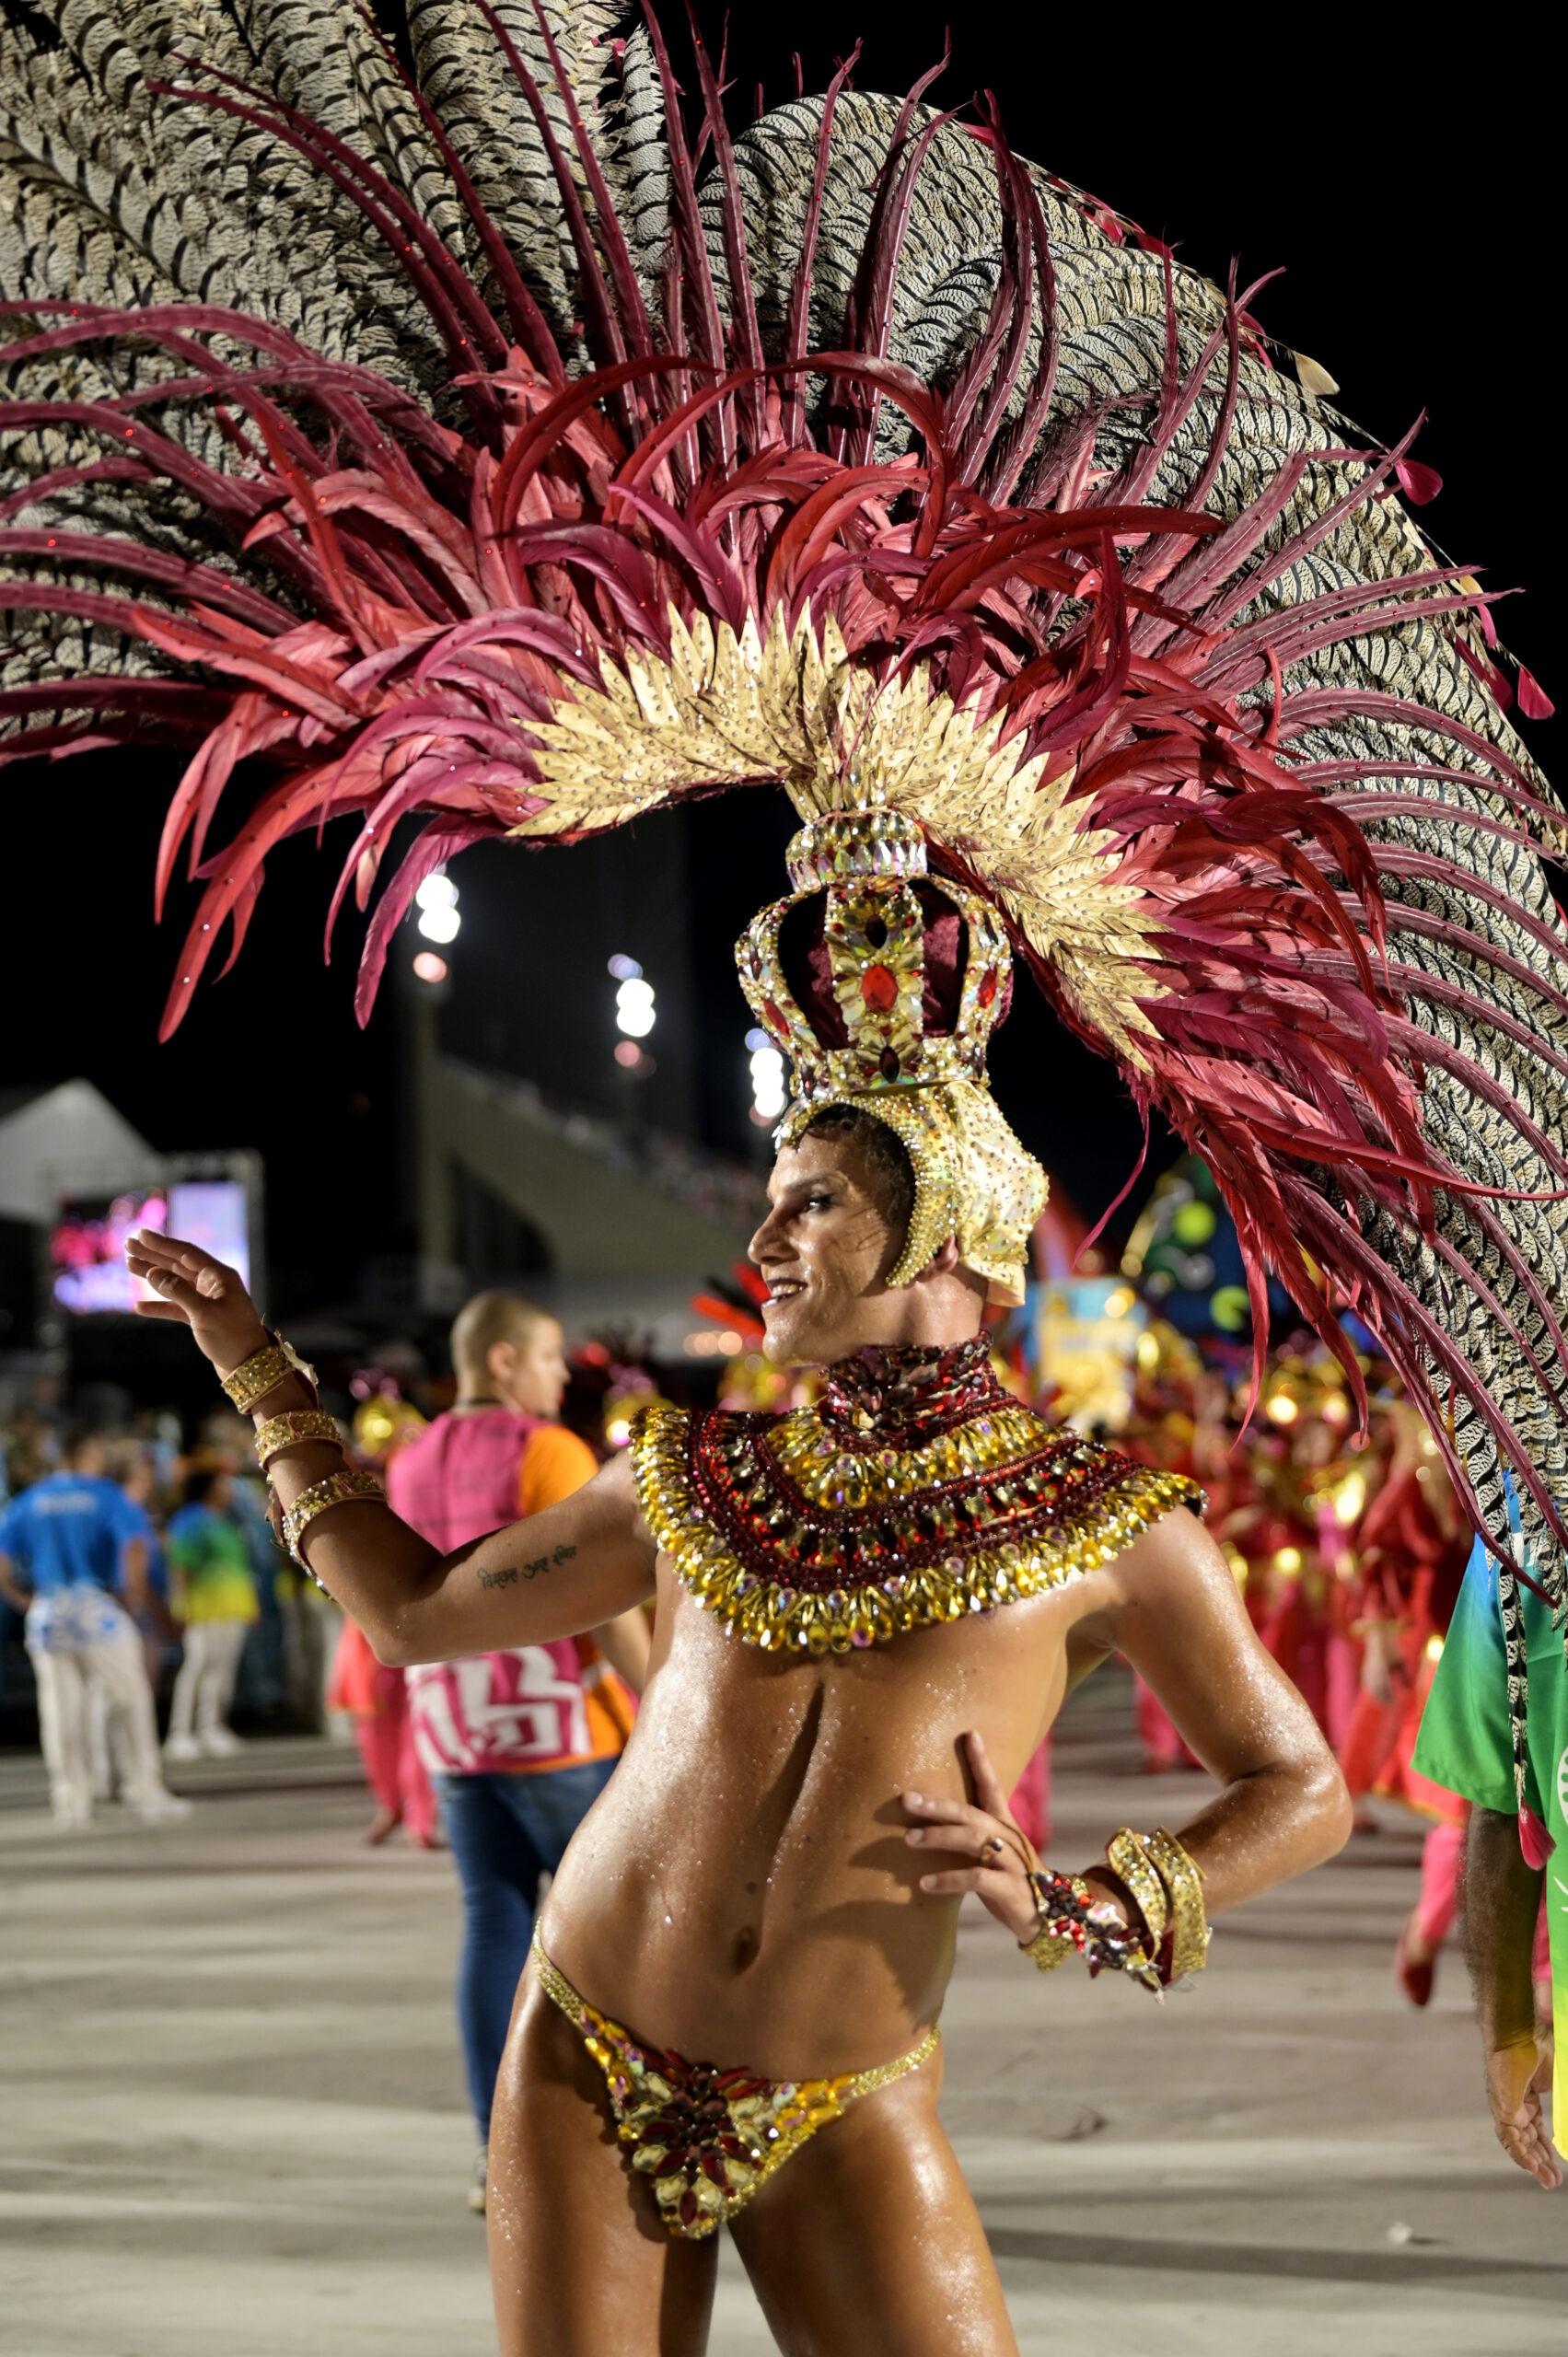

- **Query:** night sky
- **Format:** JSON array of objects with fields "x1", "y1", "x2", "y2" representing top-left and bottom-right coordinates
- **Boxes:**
[{"x1": 6, "y1": 9, "x2": 1560, "y2": 1327}]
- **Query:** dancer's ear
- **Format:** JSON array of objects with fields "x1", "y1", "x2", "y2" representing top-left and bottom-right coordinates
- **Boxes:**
[
  {"x1": 909, "y1": 1237, "x2": 984, "y2": 1310},
  {"x1": 923, "y1": 1237, "x2": 962, "y2": 1278}
]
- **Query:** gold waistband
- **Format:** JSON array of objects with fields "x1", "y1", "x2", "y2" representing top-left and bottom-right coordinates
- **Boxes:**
[{"x1": 530, "y1": 1928, "x2": 939, "y2": 2100}]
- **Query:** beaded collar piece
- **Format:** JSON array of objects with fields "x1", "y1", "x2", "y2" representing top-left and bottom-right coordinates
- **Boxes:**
[{"x1": 631, "y1": 1337, "x2": 1202, "y2": 1654}]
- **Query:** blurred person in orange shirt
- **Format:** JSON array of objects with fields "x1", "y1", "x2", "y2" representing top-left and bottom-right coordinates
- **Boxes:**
[{"x1": 389, "y1": 1295, "x2": 651, "y2": 2214}]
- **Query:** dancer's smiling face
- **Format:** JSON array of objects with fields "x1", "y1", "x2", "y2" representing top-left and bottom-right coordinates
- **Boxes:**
[
  {"x1": 749, "y1": 1111, "x2": 980, "y2": 1366},
  {"x1": 749, "y1": 1123, "x2": 907, "y2": 1365}
]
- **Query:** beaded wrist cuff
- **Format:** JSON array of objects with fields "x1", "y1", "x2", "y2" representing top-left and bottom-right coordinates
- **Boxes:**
[
  {"x1": 222, "y1": 1335, "x2": 319, "y2": 1415},
  {"x1": 254, "y1": 1410, "x2": 343, "y2": 1470},
  {"x1": 1021, "y1": 1868, "x2": 1163, "y2": 1994},
  {"x1": 281, "y1": 1469, "x2": 385, "y2": 1569},
  {"x1": 1022, "y1": 1921, "x2": 1078, "y2": 1974}
]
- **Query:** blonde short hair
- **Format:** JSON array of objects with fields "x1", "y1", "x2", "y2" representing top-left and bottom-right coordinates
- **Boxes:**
[{"x1": 449, "y1": 1292, "x2": 553, "y2": 1388}]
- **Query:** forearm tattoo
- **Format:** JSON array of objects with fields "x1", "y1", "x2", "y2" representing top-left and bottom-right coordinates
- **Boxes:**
[{"x1": 477, "y1": 1542, "x2": 577, "y2": 1592}]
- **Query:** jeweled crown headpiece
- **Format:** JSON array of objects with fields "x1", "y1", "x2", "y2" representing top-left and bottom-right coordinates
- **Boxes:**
[{"x1": 736, "y1": 804, "x2": 1047, "y2": 1306}]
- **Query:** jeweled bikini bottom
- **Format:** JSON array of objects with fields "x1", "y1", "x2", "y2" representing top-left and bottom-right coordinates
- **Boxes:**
[{"x1": 530, "y1": 1930, "x2": 940, "y2": 2239}]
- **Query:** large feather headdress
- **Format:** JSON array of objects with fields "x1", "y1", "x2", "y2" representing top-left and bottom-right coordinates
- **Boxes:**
[{"x1": 3, "y1": 2, "x2": 1565, "y2": 1848}]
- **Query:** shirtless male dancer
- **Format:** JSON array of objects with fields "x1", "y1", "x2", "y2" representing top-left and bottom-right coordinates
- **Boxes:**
[
  {"x1": 126, "y1": 819, "x2": 1351, "y2": 2357},
  {"x1": 32, "y1": 15, "x2": 1562, "y2": 2351}
]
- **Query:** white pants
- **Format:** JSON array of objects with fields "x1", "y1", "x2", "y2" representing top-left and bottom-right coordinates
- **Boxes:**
[
  {"x1": 29, "y1": 1612, "x2": 169, "y2": 1822},
  {"x1": 168, "y1": 1620, "x2": 249, "y2": 1740},
  {"x1": 87, "y1": 1629, "x2": 165, "y2": 1796}
]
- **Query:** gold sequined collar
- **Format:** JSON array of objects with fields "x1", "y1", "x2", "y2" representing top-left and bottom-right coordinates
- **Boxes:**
[{"x1": 630, "y1": 1376, "x2": 1202, "y2": 1655}]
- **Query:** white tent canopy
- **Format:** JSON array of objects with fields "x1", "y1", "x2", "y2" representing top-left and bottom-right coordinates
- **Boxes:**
[{"x1": 0, "y1": 1082, "x2": 160, "y2": 1224}]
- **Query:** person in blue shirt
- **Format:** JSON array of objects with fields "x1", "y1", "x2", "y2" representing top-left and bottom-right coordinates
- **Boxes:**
[
  {"x1": 0, "y1": 1429, "x2": 189, "y2": 1827},
  {"x1": 85, "y1": 1444, "x2": 181, "y2": 1802}
]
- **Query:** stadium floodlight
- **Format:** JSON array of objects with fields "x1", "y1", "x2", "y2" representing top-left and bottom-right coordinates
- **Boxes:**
[
  {"x1": 749, "y1": 1041, "x2": 787, "y2": 1121},
  {"x1": 615, "y1": 976, "x2": 656, "y2": 1038},
  {"x1": 417, "y1": 900, "x2": 461, "y2": 945}
]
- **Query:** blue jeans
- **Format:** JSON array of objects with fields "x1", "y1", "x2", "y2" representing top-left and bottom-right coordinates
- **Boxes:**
[{"x1": 437, "y1": 1758, "x2": 617, "y2": 2141}]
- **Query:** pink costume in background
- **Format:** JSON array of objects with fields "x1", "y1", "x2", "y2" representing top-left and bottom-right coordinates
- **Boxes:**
[
  {"x1": 328, "y1": 1617, "x2": 436, "y2": 1845},
  {"x1": 389, "y1": 1409, "x2": 632, "y2": 1777},
  {"x1": 1338, "y1": 1446, "x2": 1467, "y2": 1813},
  {"x1": 1008, "y1": 1740, "x2": 1052, "y2": 1855}
]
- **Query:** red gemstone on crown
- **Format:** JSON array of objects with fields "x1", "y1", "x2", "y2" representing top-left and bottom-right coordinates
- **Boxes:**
[
  {"x1": 861, "y1": 963, "x2": 900, "y2": 1015},
  {"x1": 762, "y1": 998, "x2": 788, "y2": 1037},
  {"x1": 878, "y1": 1047, "x2": 901, "y2": 1080},
  {"x1": 977, "y1": 966, "x2": 999, "y2": 1010}
]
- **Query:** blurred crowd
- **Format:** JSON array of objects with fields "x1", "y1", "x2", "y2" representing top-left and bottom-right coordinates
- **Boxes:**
[
  {"x1": 1111, "y1": 1328, "x2": 1468, "y2": 1794},
  {"x1": 0, "y1": 1333, "x2": 658, "y2": 1783},
  {"x1": 0, "y1": 1295, "x2": 656, "y2": 2217},
  {"x1": 0, "y1": 1322, "x2": 1480, "y2": 1817},
  {"x1": 0, "y1": 1401, "x2": 338, "y2": 1799}
]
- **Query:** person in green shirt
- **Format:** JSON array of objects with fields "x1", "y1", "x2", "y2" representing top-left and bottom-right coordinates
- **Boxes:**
[
  {"x1": 1414, "y1": 1515, "x2": 1565, "y2": 2191},
  {"x1": 164, "y1": 1468, "x2": 260, "y2": 1763}
]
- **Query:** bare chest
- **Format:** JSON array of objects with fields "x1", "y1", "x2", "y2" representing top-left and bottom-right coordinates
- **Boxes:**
[{"x1": 638, "y1": 1552, "x2": 1094, "y2": 1797}]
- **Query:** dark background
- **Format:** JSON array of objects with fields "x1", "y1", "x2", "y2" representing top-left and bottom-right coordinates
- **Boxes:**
[{"x1": 6, "y1": 6, "x2": 1560, "y2": 1319}]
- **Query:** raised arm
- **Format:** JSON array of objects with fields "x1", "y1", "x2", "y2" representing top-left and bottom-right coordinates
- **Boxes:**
[{"x1": 124, "y1": 1230, "x2": 656, "y2": 1666}]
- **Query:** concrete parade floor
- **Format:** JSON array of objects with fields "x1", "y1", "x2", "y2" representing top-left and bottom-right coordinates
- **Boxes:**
[{"x1": 2, "y1": 1673, "x2": 1563, "y2": 2357}]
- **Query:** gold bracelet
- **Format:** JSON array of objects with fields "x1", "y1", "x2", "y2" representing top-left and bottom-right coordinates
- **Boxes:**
[
  {"x1": 1106, "y1": 1828, "x2": 1170, "y2": 1951},
  {"x1": 254, "y1": 1410, "x2": 343, "y2": 1471},
  {"x1": 1140, "y1": 1827, "x2": 1209, "y2": 1981},
  {"x1": 281, "y1": 1469, "x2": 385, "y2": 1568},
  {"x1": 222, "y1": 1335, "x2": 319, "y2": 1416},
  {"x1": 221, "y1": 1343, "x2": 291, "y2": 1414}
]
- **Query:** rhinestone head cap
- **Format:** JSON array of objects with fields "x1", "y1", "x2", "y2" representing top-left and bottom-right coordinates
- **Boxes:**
[{"x1": 736, "y1": 807, "x2": 1047, "y2": 1306}]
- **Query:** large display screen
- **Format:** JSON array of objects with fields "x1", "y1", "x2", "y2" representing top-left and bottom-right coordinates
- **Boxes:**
[{"x1": 50, "y1": 1180, "x2": 251, "y2": 1315}]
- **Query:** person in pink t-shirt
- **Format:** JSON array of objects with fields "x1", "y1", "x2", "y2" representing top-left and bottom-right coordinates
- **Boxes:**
[{"x1": 388, "y1": 1294, "x2": 651, "y2": 2214}]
